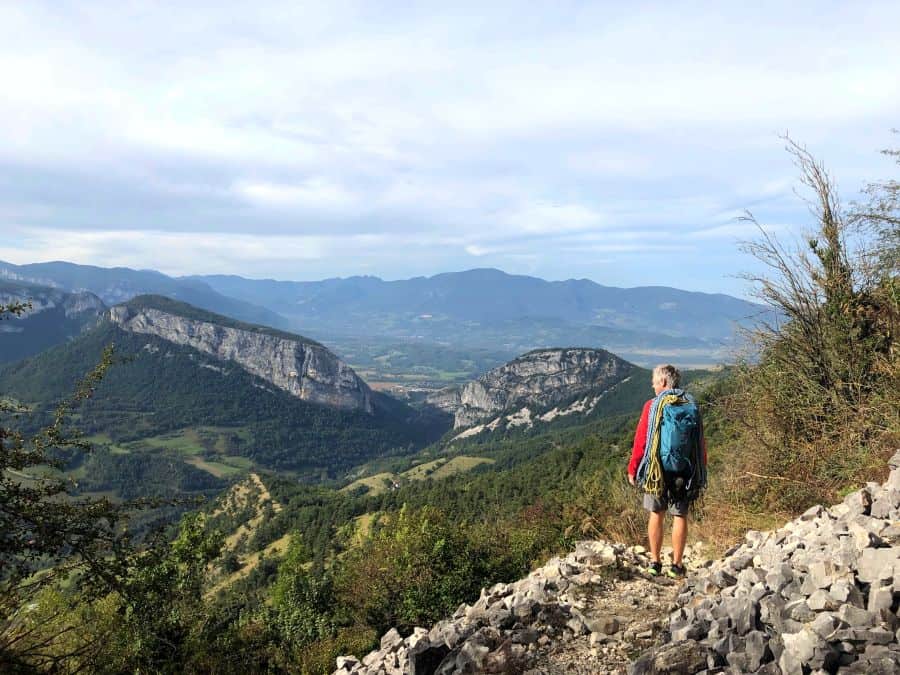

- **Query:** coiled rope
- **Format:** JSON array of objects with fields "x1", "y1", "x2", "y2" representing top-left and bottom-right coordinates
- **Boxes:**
[{"x1": 640, "y1": 393, "x2": 681, "y2": 498}]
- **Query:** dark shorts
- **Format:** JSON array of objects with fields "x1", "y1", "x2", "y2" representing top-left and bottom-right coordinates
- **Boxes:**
[{"x1": 643, "y1": 492, "x2": 689, "y2": 517}]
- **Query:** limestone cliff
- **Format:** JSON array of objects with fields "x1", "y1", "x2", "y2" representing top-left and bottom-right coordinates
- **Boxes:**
[
  {"x1": 109, "y1": 302, "x2": 373, "y2": 413},
  {"x1": 0, "y1": 282, "x2": 106, "y2": 362},
  {"x1": 0, "y1": 284, "x2": 105, "y2": 319},
  {"x1": 427, "y1": 347, "x2": 635, "y2": 429}
]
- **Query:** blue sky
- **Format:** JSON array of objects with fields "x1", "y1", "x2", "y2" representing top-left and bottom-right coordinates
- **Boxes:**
[{"x1": 0, "y1": 1, "x2": 897, "y2": 297}]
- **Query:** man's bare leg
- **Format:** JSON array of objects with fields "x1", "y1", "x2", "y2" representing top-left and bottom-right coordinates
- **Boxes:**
[
  {"x1": 648, "y1": 510, "x2": 665, "y2": 562},
  {"x1": 672, "y1": 515, "x2": 687, "y2": 566}
]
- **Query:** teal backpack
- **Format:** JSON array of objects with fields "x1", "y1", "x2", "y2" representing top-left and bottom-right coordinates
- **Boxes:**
[{"x1": 658, "y1": 396, "x2": 702, "y2": 477}]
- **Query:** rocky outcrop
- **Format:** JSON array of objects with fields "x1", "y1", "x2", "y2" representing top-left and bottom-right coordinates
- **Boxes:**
[
  {"x1": 334, "y1": 541, "x2": 702, "y2": 675},
  {"x1": 0, "y1": 285, "x2": 105, "y2": 319},
  {"x1": 634, "y1": 449, "x2": 900, "y2": 674},
  {"x1": 428, "y1": 348, "x2": 634, "y2": 429},
  {"x1": 109, "y1": 305, "x2": 374, "y2": 413}
]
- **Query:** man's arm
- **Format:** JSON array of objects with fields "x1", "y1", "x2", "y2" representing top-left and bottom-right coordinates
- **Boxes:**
[{"x1": 627, "y1": 399, "x2": 653, "y2": 483}]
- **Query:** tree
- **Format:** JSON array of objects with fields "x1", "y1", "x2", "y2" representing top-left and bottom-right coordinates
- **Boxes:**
[
  {"x1": 0, "y1": 299, "x2": 138, "y2": 669},
  {"x1": 728, "y1": 136, "x2": 898, "y2": 510}
]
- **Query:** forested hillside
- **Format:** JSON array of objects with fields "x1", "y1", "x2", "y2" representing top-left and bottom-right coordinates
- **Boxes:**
[{"x1": 0, "y1": 317, "x2": 447, "y2": 487}]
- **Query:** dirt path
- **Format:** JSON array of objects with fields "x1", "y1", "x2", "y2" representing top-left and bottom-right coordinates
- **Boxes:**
[{"x1": 526, "y1": 564, "x2": 684, "y2": 674}]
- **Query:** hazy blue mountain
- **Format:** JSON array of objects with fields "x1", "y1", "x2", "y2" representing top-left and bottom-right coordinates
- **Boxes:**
[
  {"x1": 192, "y1": 268, "x2": 765, "y2": 364},
  {"x1": 0, "y1": 260, "x2": 288, "y2": 330},
  {"x1": 0, "y1": 280, "x2": 105, "y2": 363},
  {"x1": 192, "y1": 268, "x2": 761, "y2": 339}
]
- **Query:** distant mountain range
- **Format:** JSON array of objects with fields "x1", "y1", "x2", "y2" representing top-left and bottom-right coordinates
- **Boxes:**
[
  {"x1": 0, "y1": 260, "x2": 287, "y2": 329},
  {"x1": 192, "y1": 267, "x2": 761, "y2": 341},
  {"x1": 1, "y1": 260, "x2": 766, "y2": 365}
]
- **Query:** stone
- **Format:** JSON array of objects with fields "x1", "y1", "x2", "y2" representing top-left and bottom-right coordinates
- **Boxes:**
[
  {"x1": 784, "y1": 599, "x2": 816, "y2": 622},
  {"x1": 780, "y1": 629, "x2": 820, "y2": 674},
  {"x1": 848, "y1": 521, "x2": 883, "y2": 551},
  {"x1": 481, "y1": 639, "x2": 516, "y2": 673},
  {"x1": 380, "y1": 628, "x2": 402, "y2": 652},
  {"x1": 716, "y1": 596, "x2": 757, "y2": 636},
  {"x1": 428, "y1": 621, "x2": 466, "y2": 649},
  {"x1": 858, "y1": 548, "x2": 899, "y2": 584},
  {"x1": 407, "y1": 627, "x2": 429, "y2": 649},
  {"x1": 335, "y1": 656, "x2": 359, "y2": 671},
  {"x1": 408, "y1": 640, "x2": 451, "y2": 675},
  {"x1": 844, "y1": 488, "x2": 873, "y2": 516},
  {"x1": 512, "y1": 598, "x2": 537, "y2": 621},
  {"x1": 830, "y1": 579, "x2": 866, "y2": 607},
  {"x1": 629, "y1": 640, "x2": 708, "y2": 675},
  {"x1": 566, "y1": 617, "x2": 588, "y2": 636},
  {"x1": 744, "y1": 630, "x2": 773, "y2": 671},
  {"x1": 765, "y1": 564, "x2": 793, "y2": 593},
  {"x1": 728, "y1": 553, "x2": 754, "y2": 572},
  {"x1": 485, "y1": 603, "x2": 514, "y2": 629},
  {"x1": 807, "y1": 589, "x2": 839, "y2": 612},
  {"x1": 587, "y1": 616, "x2": 620, "y2": 635},
  {"x1": 837, "y1": 603, "x2": 875, "y2": 628},
  {"x1": 868, "y1": 584, "x2": 895, "y2": 614},
  {"x1": 759, "y1": 594, "x2": 787, "y2": 628},
  {"x1": 801, "y1": 504, "x2": 825, "y2": 520},
  {"x1": 810, "y1": 612, "x2": 841, "y2": 639},
  {"x1": 807, "y1": 560, "x2": 836, "y2": 589}
]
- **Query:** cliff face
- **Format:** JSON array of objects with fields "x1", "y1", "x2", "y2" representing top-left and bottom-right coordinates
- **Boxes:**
[
  {"x1": 109, "y1": 305, "x2": 373, "y2": 413},
  {"x1": 0, "y1": 285, "x2": 105, "y2": 319},
  {"x1": 0, "y1": 283, "x2": 106, "y2": 362},
  {"x1": 428, "y1": 348, "x2": 634, "y2": 429}
]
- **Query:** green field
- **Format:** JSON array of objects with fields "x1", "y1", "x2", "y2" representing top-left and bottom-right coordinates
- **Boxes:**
[
  {"x1": 340, "y1": 455, "x2": 495, "y2": 496},
  {"x1": 81, "y1": 427, "x2": 256, "y2": 479},
  {"x1": 340, "y1": 472, "x2": 398, "y2": 496},
  {"x1": 429, "y1": 455, "x2": 494, "y2": 479}
]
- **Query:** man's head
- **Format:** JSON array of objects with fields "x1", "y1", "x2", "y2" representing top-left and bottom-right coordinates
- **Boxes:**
[{"x1": 652, "y1": 364, "x2": 681, "y2": 394}]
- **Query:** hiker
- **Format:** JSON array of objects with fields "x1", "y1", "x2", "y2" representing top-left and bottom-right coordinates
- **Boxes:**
[{"x1": 627, "y1": 364, "x2": 707, "y2": 578}]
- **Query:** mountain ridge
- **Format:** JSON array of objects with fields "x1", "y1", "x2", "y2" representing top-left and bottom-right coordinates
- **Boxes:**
[
  {"x1": 0, "y1": 259, "x2": 288, "y2": 329},
  {"x1": 427, "y1": 347, "x2": 637, "y2": 429},
  {"x1": 109, "y1": 296, "x2": 372, "y2": 413}
]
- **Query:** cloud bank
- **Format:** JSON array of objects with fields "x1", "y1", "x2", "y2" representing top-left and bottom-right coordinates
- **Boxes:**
[{"x1": 1, "y1": 1, "x2": 897, "y2": 295}]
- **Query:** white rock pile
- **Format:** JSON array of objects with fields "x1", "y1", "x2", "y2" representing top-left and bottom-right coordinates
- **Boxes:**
[
  {"x1": 333, "y1": 540, "x2": 668, "y2": 675},
  {"x1": 633, "y1": 449, "x2": 900, "y2": 674}
]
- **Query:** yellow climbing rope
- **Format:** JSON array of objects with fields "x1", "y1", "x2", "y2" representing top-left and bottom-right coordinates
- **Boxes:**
[{"x1": 643, "y1": 393, "x2": 681, "y2": 498}]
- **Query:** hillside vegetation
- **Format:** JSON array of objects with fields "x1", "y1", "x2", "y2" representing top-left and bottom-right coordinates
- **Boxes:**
[{"x1": 0, "y1": 321, "x2": 446, "y2": 484}]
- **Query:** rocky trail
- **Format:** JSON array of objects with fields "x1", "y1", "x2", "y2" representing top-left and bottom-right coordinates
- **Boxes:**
[
  {"x1": 335, "y1": 542, "x2": 706, "y2": 675},
  {"x1": 336, "y1": 450, "x2": 900, "y2": 675},
  {"x1": 526, "y1": 555, "x2": 687, "y2": 675}
]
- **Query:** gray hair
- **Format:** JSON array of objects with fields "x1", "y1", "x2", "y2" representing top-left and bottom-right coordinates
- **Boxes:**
[{"x1": 652, "y1": 364, "x2": 681, "y2": 389}]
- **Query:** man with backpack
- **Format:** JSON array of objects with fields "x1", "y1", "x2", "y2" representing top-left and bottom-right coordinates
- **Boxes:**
[{"x1": 627, "y1": 364, "x2": 707, "y2": 578}]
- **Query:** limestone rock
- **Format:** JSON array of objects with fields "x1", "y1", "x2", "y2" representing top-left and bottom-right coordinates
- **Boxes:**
[{"x1": 109, "y1": 304, "x2": 373, "y2": 412}]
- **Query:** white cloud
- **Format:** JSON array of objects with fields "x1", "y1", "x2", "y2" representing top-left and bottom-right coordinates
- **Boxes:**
[{"x1": 235, "y1": 179, "x2": 358, "y2": 210}]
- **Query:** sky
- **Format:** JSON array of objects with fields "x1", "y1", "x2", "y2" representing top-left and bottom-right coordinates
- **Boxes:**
[{"x1": 0, "y1": 1, "x2": 897, "y2": 297}]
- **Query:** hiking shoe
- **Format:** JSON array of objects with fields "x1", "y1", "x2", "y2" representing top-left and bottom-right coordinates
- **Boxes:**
[
  {"x1": 666, "y1": 564, "x2": 686, "y2": 579},
  {"x1": 646, "y1": 561, "x2": 662, "y2": 576}
]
